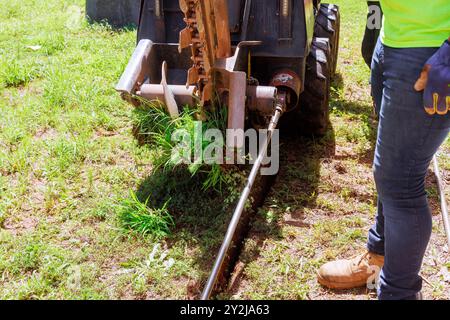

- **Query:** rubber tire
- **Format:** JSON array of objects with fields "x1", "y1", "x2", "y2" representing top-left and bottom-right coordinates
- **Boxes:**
[
  {"x1": 297, "y1": 37, "x2": 332, "y2": 136},
  {"x1": 314, "y1": 3, "x2": 340, "y2": 76}
]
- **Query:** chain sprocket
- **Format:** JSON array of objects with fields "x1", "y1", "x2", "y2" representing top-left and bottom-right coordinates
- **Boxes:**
[{"x1": 178, "y1": 0, "x2": 232, "y2": 105}]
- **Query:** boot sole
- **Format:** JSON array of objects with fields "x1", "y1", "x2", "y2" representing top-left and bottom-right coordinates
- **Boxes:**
[{"x1": 317, "y1": 273, "x2": 368, "y2": 290}]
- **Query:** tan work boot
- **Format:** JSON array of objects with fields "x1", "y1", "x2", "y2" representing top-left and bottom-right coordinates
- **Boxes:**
[{"x1": 317, "y1": 252, "x2": 384, "y2": 289}]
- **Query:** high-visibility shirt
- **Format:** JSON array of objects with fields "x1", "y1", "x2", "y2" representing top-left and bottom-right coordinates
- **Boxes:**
[{"x1": 379, "y1": 0, "x2": 450, "y2": 48}]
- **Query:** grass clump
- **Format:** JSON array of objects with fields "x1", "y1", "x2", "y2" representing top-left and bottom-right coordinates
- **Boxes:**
[
  {"x1": 0, "y1": 57, "x2": 42, "y2": 88},
  {"x1": 133, "y1": 101, "x2": 229, "y2": 191},
  {"x1": 124, "y1": 102, "x2": 239, "y2": 239},
  {"x1": 118, "y1": 190, "x2": 175, "y2": 239}
]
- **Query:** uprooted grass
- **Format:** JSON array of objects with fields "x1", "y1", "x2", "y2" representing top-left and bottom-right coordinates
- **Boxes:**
[{"x1": 132, "y1": 99, "x2": 229, "y2": 191}]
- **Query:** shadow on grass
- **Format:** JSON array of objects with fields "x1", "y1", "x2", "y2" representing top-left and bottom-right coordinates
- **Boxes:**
[
  {"x1": 332, "y1": 73, "x2": 373, "y2": 116},
  {"x1": 132, "y1": 124, "x2": 337, "y2": 298},
  {"x1": 88, "y1": 21, "x2": 138, "y2": 33},
  {"x1": 331, "y1": 72, "x2": 378, "y2": 165},
  {"x1": 134, "y1": 167, "x2": 247, "y2": 297},
  {"x1": 135, "y1": 169, "x2": 232, "y2": 243}
]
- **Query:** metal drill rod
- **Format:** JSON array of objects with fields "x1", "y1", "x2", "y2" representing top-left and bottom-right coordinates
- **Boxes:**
[
  {"x1": 201, "y1": 105, "x2": 284, "y2": 300},
  {"x1": 433, "y1": 155, "x2": 450, "y2": 248}
]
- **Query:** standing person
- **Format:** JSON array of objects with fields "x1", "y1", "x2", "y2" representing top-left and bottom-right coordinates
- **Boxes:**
[{"x1": 317, "y1": 1, "x2": 450, "y2": 300}]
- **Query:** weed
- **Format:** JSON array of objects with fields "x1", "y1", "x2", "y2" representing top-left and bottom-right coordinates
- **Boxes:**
[
  {"x1": 0, "y1": 57, "x2": 42, "y2": 88},
  {"x1": 133, "y1": 101, "x2": 229, "y2": 191},
  {"x1": 118, "y1": 191, "x2": 175, "y2": 239}
]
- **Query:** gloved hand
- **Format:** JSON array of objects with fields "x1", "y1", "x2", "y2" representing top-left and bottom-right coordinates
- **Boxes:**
[{"x1": 414, "y1": 38, "x2": 450, "y2": 115}]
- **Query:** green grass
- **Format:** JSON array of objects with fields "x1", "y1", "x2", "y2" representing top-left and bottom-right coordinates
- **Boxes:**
[
  {"x1": 133, "y1": 101, "x2": 229, "y2": 191},
  {"x1": 118, "y1": 191, "x2": 174, "y2": 239},
  {"x1": 0, "y1": 0, "x2": 203, "y2": 299},
  {"x1": 0, "y1": 0, "x2": 243, "y2": 296}
]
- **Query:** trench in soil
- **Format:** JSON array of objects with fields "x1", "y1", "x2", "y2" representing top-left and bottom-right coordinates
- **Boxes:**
[{"x1": 134, "y1": 126, "x2": 322, "y2": 299}]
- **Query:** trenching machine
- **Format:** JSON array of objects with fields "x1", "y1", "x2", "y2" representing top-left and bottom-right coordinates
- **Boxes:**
[{"x1": 116, "y1": 0, "x2": 340, "y2": 299}]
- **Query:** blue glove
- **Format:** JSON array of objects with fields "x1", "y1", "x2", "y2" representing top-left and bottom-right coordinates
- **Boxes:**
[{"x1": 415, "y1": 38, "x2": 450, "y2": 115}]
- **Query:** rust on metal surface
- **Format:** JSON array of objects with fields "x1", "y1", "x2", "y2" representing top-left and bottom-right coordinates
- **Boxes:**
[
  {"x1": 179, "y1": 0, "x2": 232, "y2": 104},
  {"x1": 269, "y1": 69, "x2": 302, "y2": 111}
]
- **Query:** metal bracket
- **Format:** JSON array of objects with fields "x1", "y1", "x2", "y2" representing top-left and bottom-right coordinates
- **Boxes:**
[
  {"x1": 161, "y1": 61, "x2": 180, "y2": 118},
  {"x1": 116, "y1": 39, "x2": 153, "y2": 95}
]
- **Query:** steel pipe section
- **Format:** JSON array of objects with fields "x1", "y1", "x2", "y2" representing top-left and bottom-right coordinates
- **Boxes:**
[
  {"x1": 116, "y1": 39, "x2": 153, "y2": 95},
  {"x1": 137, "y1": 84, "x2": 196, "y2": 106}
]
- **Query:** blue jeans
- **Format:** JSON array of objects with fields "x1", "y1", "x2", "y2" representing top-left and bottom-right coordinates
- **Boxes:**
[{"x1": 367, "y1": 40, "x2": 450, "y2": 300}]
